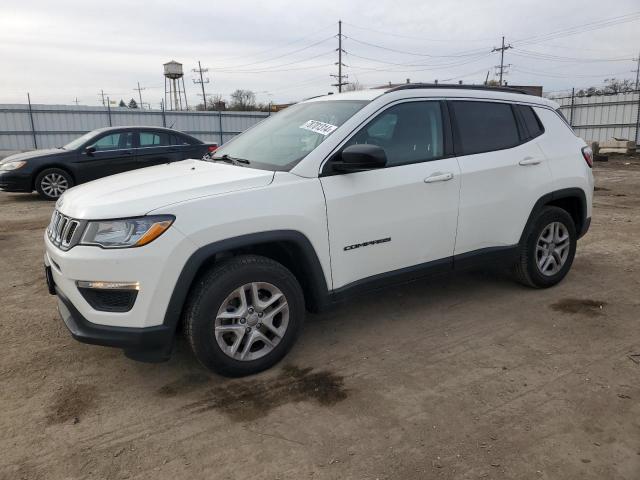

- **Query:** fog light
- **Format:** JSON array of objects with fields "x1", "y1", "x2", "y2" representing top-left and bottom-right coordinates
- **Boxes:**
[
  {"x1": 76, "y1": 281, "x2": 139, "y2": 312},
  {"x1": 76, "y1": 280, "x2": 139, "y2": 290}
]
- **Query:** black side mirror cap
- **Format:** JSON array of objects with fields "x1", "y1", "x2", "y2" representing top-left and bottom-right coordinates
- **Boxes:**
[
  {"x1": 332, "y1": 144, "x2": 387, "y2": 173},
  {"x1": 85, "y1": 146, "x2": 96, "y2": 155}
]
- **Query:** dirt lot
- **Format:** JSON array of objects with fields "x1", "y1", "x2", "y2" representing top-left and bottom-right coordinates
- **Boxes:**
[{"x1": 1, "y1": 157, "x2": 639, "y2": 480}]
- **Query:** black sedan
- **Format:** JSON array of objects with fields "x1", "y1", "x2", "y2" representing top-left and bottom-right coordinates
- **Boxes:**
[{"x1": 0, "y1": 126, "x2": 217, "y2": 200}]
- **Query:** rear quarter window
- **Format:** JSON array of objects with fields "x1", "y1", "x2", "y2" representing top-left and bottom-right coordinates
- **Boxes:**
[
  {"x1": 451, "y1": 101, "x2": 521, "y2": 155},
  {"x1": 519, "y1": 105, "x2": 544, "y2": 139}
]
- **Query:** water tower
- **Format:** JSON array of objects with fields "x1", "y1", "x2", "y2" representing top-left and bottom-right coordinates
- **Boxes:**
[{"x1": 163, "y1": 60, "x2": 189, "y2": 110}]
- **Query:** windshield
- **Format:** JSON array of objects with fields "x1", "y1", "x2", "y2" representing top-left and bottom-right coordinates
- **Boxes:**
[
  {"x1": 62, "y1": 130, "x2": 100, "y2": 150},
  {"x1": 213, "y1": 100, "x2": 368, "y2": 170}
]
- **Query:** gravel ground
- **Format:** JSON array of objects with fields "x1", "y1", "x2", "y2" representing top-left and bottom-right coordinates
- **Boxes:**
[{"x1": 1, "y1": 156, "x2": 639, "y2": 480}]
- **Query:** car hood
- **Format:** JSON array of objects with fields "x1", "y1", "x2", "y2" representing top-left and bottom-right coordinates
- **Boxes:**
[
  {"x1": 1, "y1": 148, "x2": 64, "y2": 163},
  {"x1": 56, "y1": 159, "x2": 275, "y2": 219}
]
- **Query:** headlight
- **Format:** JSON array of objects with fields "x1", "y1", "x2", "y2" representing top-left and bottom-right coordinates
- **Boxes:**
[
  {"x1": 80, "y1": 215, "x2": 174, "y2": 248},
  {"x1": 0, "y1": 161, "x2": 27, "y2": 171}
]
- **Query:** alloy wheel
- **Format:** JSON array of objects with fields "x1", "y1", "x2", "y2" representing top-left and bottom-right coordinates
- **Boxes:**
[
  {"x1": 536, "y1": 221, "x2": 570, "y2": 276},
  {"x1": 214, "y1": 282, "x2": 289, "y2": 361},
  {"x1": 40, "y1": 173, "x2": 69, "y2": 198}
]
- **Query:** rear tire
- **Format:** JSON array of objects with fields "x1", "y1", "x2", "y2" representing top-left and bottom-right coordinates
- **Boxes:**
[
  {"x1": 514, "y1": 206, "x2": 577, "y2": 288},
  {"x1": 183, "y1": 255, "x2": 305, "y2": 377},
  {"x1": 35, "y1": 168, "x2": 74, "y2": 200}
]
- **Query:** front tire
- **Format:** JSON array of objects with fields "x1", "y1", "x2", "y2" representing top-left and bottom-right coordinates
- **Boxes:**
[
  {"x1": 35, "y1": 168, "x2": 74, "y2": 200},
  {"x1": 514, "y1": 206, "x2": 577, "y2": 288},
  {"x1": 183, "y1": 255, "x2": 305, "y2": 377}
]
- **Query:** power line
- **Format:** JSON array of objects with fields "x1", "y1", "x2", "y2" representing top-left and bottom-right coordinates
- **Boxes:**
[
  {"x1": 345, "y1": 35, "x2": 487, "y2": 58},
  {"x1": 342, "y1": 21, "x2": 495, "y2": 43},
  {"x1": 345, "y1": 52, "x2": 492, "y2": 74},
  {"x1": 210, "y1": 35, "x2": 335, "y2": 70},
  {"x1": 210, "y1": 23, "x2": 335, "y2": 64},
  {"x1": 213, "y1": 50, "x2": 335, "y2": 74},
  {"x1": 512, "y1": 48, "x2": 635, "y2": 63},
  {"x1": 345, "y1": 50, "x2": 489, "y2": 68},
  {"x1": 512, "y1": 11, "x2": 640, "y2": 46},
  {"x1": 511, "y1": 66, "x2": 634, "y2": 79}
]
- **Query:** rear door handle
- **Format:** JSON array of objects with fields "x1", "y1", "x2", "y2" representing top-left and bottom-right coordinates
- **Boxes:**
[
  {"x1": 519, "y1": 157, "x2": 542, "y2": 166},
  {"x1": 424, "y1": 172, "x2": 454, "y2": 183}
]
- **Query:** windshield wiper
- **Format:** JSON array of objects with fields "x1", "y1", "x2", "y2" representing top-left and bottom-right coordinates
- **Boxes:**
[{"x1": 211, "y1": 154, "x2": 250, "y2": 165}]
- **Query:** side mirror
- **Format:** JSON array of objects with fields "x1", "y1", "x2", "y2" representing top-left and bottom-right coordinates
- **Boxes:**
[
  {"x1": 85, "y1": 146, "x2": 96, "y2": 155},
  {"x1": 332, "y1": 144, "x2": 387, "y2": 173}
]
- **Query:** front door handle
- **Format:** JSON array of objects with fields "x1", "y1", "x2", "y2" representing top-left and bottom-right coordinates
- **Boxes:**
[
  {"x1": 519, "y1": 157, "x2": 542, "y2": 166},
  {"x1": 424, "y1": 172, "x2": 454, "y2": 183}
]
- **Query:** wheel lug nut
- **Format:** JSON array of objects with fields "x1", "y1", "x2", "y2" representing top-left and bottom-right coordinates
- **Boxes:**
[
  {"x1": 257, "y1": 323, "x2": 262, "y2": 328},
  {"x1": 258, "y1": 312, "x2": 263, "y2": 317},
  {"x1": 240, "y1": 318, "x2": 246, "y2": 324},
  {"x1": 246, "y1": 327, "x2": 251, "y2": 333},
  {"x1": 248, "y1": 307, "x2": 254, "y2": 313}
]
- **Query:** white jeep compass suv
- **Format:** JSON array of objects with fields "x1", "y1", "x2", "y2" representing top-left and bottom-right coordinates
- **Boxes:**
[{"x1": 44, "y1": 85, "x2": 594, "y2": 376}]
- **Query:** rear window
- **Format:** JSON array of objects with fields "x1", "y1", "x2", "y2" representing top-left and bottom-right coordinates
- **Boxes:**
[
  {"x1": 520, "y1": 106, "x2": 544, "y2": 139},
  {"x1": 451, "y1": 101, "x2": 520, "y2": 155},
  {"x1": 140, "y1": 131, "x2": 170, "y2": 147}
]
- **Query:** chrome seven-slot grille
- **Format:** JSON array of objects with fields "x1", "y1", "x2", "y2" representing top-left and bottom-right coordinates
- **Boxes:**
[{"x1": 47, "y1": 210, "x2": 84, "y2": 250}]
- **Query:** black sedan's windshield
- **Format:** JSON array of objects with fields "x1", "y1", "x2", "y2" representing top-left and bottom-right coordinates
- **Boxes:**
[
  {"x1": 62, "y1": 131, "x2": 100, "y2": 150},
  {"x1": 212, "y1": 100, "x2": 368, "y2": 171}
]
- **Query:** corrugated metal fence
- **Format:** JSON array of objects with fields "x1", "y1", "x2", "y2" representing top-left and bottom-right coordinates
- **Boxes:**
[
  {"x1": 553, "y1": 90, "x2": 640, "y2": 145},
  {"x1": 0, "y1": 104, "x2": 270, "y2": 151}
]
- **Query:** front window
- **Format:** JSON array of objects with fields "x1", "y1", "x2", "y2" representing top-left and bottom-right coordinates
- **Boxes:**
[
  {"x1": 344, "y1": 101, "x2": 444, "y2": 167},
  {"x1": 212, "y1": 100, "x2": 368, "y2": 171},
  {"x1": 93, "y1": 132, "x2": 133, "y2": 151}
]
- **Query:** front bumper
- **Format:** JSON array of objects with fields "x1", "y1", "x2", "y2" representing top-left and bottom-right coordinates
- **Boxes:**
[
  {"x1": 0, "y1": 171, "x2": 32, "y2": 192},
  {"x1": 55, "y1": 285, "x2": 174, "y2": 362},
  {"x1": 44, "y1": 220, "x2": 197, "y2": 362}
]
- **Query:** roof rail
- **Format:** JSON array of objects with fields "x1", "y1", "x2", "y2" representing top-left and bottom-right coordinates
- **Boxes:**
[{"x1": 385, "y1": 83, "x2": 530, "y2": 95}]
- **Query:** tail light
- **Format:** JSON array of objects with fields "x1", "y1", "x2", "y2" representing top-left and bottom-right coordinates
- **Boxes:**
[
  {"x1": 581, "y1": 146, "x2": 593, "y2": 168},
  {"x1": 208, "y1": 145, "x2": 218, "y2": 152}
]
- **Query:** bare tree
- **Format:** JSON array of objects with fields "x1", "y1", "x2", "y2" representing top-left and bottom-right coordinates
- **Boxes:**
[
  {"x1": 603, "y1": 78, "x2": 634, "y2": 94},
  {"x1": 343, "y1": 81, "x2": 364, "y2": 91},
  {"x1": 229, "y1": 89, "x2": 257, "y2": 111},
  {"x1": 196, "y1": 94, "x2": 227, "y2": 111}
]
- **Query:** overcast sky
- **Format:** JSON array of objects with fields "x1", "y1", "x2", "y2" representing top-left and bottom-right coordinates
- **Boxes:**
[{"x1": 1, "y1": 0, "x2": 638, "y2": 107}]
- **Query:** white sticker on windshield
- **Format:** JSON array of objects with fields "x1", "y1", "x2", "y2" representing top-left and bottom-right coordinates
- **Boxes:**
[{"x1": 299, "y1": 120, "x2": 338, "y2": 136}]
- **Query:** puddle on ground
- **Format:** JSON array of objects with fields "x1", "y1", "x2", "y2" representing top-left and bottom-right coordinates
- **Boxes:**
[
  {"x1": 171, "y1": 365, "x2": 347, "y2": 422},
  {"x1": 46, "y1": 384, "x2": 97, "y2": 425},
  {"x1": 550, "y1": 298, "x2": 607, "y2": 317}
]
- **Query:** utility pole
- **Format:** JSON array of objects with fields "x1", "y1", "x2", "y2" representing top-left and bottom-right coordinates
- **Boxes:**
[
  {"x1": 99, "y1": 89, "x2": 108, "y2": 107},
  {"x1": 330, "y1": 20, "x2": 348, "y2": 92},
  {"x1": 73, "y1": 98, "x2": 79, "y2": 106},
  {"x1": 635, "y1": 50, "x2": 640, "y2": 148},
  {"x1": 492, "y1": 36, "x2": 512, "y2": 86},
  {"x1": 192, "y1": 61, "x2": 210, "y2": 109},
  {"x1": 634, "y1": 50, "x2": 640, "y2": 90},
  {"x1": 134, "y1": 82, "x2": 146, "y2": 110}
]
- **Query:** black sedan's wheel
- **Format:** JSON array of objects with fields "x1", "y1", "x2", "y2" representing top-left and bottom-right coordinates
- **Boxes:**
[
  {"x1": 183, "y1": 255, "x2": 305, "y2": 377},
  {"x1": 35, "y1": 168, "x2": 74, "y2": 200}
]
